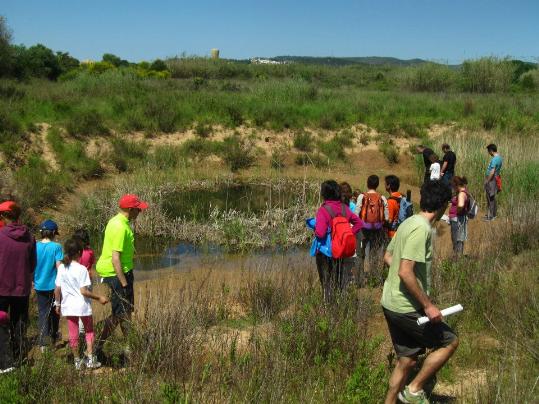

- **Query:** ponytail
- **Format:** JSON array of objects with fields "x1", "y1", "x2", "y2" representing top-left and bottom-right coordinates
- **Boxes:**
[{"x1": 62, "y1": 238, "x2": 83, "y2": 267}]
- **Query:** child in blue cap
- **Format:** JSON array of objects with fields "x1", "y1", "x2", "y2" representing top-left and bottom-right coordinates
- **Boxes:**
[{"x1": 34, "y1": 219, "x2": 63, "y2": 351}]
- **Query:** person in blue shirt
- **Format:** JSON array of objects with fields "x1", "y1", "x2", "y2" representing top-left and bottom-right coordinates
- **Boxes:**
[
  {"x1": 34, "y1": 220, "x2": 63, "y2": 350},
  {"x1": 484, "y1": 144, "x2": 503, "y2": 221}
]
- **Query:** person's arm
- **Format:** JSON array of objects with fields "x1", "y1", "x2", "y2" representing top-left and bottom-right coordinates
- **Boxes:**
[
  {"x1": 486, "y1": 167, "x2": 496, "y2": 182},
  {"x1": 54, "y1": 286, "x2": 62, "y2": 315},
  {"x1": 384, "y1": 250, "x2": 393, "y2": 267},
  {"x1": 441, "y1": 160, "x2": 448, "y2": 177},
  {"x1": 80, "y1": 286, "x2": 109, "y2": 305},
  {"x1": 347, "y1": 209, "x2": 363, "y2": 234},
  {"x1": 382, "y1": 196, "x2": 389, "y2": 222},
  {"x1": 398, "y1": 259, "x2": 442, "y2": 322},
  {"x1": 456, "y1": 191, "x2": 466, "y2": 215},
  {"x1": 112, "y1": 250, "x2": 128, "y2": 287}
]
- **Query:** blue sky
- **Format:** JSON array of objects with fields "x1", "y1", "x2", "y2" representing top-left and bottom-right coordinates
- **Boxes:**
[{"x1": 2, "y1": 0, "x2": 538, "y2": 63}]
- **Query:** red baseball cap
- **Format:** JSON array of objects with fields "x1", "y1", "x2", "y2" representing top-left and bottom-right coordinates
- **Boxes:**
[
  {"x1": 0, "y1": 201, "x2": 17, "y2": 213},
  {"x1": 118, "y1": 194, "x2": 148, "y2": 210}
]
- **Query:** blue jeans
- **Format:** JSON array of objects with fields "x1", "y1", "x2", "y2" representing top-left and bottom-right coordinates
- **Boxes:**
[{"x1": 36, "y1": 290, "x2": 60, "y2": 347}]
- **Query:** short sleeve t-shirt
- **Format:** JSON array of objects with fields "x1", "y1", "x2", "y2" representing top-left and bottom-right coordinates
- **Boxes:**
[
  {"x1": 486, "y1": 155, "x2": 503, "y2": 176},
  {"x1": 381, "y1": 214, "x2": 433, "y2": 313},
  {"x1": 55, "y1": 261, "x2": 92, "y2": 317},
  {"x1": 34, "y1": 241, "x2": 63, "y2": 291},
  {"x1": 80, "y1": 248, "x2": 95, "y2": 271},
  {"x1": 96, "y1": 213, "x2": 135, "y2": 278},
  {"x1": 443, "y1": 151, "x2": 456, "y2": 173}
]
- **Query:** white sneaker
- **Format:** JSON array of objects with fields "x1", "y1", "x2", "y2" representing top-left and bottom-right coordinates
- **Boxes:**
[
  {"x1": 85, "y1": 355, "x2": 102, "y2": 369},
  {"x1": 0, "y1": 367, "x2": 15, "y2": 374},
  {"x1": 74, "y1": 357, "x2": 83, "y2": 370}
]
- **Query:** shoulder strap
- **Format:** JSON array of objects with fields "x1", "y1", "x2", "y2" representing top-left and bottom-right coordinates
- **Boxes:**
[
  {"x1": 341, "y1": 203, "x2": 346, "y2": 217},
  {"x1": 324, "y1": 205, "x2": 336, "y2": 218}
]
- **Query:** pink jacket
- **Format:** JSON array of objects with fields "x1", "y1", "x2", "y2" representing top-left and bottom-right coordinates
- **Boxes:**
[{"x1": 315, "y1": 200, "x2": 363, "y2": 239}]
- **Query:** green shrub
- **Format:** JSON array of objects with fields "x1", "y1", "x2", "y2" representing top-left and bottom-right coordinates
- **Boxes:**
[
  {"x1": 379, "y1": 140, "x2": 399, "y2": 164},
  {"x1": 194, "y1": 121, "x2": 212, "y2": 138},
  {"x1": 65, "y1": 108, "x2": 108, "y2": 136},
  {"x1": 110, "y1": 137, "x2": 147, "y2": 172},
  {"x1": 519, "y1": 69, "x2": 539, "y2": 91},
  {"x1": 318, "y1": 131, "x2": 353, "y2": 163},
  {"x1": 293, "y1": 131, "x2": 314, "y2": 152},
  {"x1": 404, "y1": 63, "x2": 456, "y2": 92},
  {"x1": 47, "y1": 128, "x2": 103, "y2": 179},
  {"x1": 221, "y1": 135, "x2": 256, "y2": 172},
  {"x1": 461, "y1": 57, "x2": 515, "y2": 93}
]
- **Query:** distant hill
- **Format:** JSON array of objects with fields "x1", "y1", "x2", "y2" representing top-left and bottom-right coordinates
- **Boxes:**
[{"x1": 268, "y1": 56, "x2": 429, "y2": 66}]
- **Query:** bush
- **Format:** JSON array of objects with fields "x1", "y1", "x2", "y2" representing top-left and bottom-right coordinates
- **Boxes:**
[
  {"x1": 519, "y1": 69, "x2": 539, "y2": 91},
  {"x1": 461, "y1": 57, "x2": 515, "y2": 93},
  {"x1": 110, "y1": 137, "x2": 147, "y2": 172},
  {"x1": 221, "y1": 135, "x2": 256, "y2": 172},
  {"x1": 65, "y1": 108, "x2": 108, "y2": 136},
  {"x1": 404, "y1": 63, "x2": 456, "y2": 92},
  {"x1": 194, "y1": 121, "x2": 212, "y2": 138},
  {"x1": 293, "y1": 131, "x2": 314, "y2": 152},
  {"x1": 379, "y1": 140, "x2": 399, "y2": 164}
]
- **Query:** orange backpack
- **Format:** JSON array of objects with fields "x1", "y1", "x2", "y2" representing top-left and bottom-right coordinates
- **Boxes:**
[
  {"x1": 324, "y1": 204, "x2": 356, "y2": 259},
  {"x1": 360, "y1": 192, "x2": 384, "y2": 226}
]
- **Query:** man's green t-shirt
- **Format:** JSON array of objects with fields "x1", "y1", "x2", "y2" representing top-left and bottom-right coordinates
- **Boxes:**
[
  {"x1": 381, "y1": 214, "x2": 432, "y2": 313},
  {"x1": 96, "y1": 213, "x2": 135, "y2": 278}
]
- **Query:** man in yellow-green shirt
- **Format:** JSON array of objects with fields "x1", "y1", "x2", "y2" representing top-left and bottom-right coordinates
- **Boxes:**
[
  {"x1": 96, "y1": 194, "x2": 148, "y2": 352},
  {"x1": 381, "y1": 181, "x2": 458, "y2": 404}
]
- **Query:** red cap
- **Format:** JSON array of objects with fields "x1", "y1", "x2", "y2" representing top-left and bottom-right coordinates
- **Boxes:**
[
  {"x1": 119, "y1": 194, "x2": 148, "y2": 210},
  {"x1": 0, "y1": 201, "x2": 17, "y2": 213}
]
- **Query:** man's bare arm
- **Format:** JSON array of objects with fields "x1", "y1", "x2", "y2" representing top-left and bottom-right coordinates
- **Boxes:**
[
  {"x1": 398, "y1": 259, "x2": 442, "y2": 322},
  {"x1": 112, "y1": 250, "x2": 128, "y2": 287},
  {"x1": 441, "y1": 161, "x2": 448, "y2": 176}
]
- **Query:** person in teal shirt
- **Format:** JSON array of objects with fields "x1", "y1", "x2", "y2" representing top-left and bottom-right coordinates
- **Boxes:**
[{"x1": 484, "y1": 143, "x2": 502, "y2": 221}]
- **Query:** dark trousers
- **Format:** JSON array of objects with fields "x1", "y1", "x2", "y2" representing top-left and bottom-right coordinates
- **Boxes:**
[
  {"x1": 36, "y1": 290, "x2": 60, "y2": 347},
  {"x1": 0, "y1": 295, "x2": 29, "y2": 368},
  {"x1": 485, "y1": 178, "x2": 498, "y2": 219},
  {"x1": 316, "y1": 254, "x2": 351, "y2": 303}
]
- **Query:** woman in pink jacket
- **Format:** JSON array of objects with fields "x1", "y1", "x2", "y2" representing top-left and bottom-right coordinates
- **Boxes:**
[{"x1": 314, "y1": 180, "x2": 362, "y2": 303}]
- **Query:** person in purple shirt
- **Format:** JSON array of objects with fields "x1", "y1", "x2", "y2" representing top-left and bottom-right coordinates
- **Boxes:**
[
  {"x1": 0, "y1": 201, "x2": 36, "y2": 372},
  {"x1": 314, "y1": 180, "x2": 362, "y2": 303}
]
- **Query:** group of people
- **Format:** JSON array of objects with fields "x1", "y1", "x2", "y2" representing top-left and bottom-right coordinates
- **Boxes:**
[
  {"x1": 311, "y1": 143, "x2": 503, "y2": 403},
  {"x1": 0, "y1": 194, "x2": 148, "y2": 372}
]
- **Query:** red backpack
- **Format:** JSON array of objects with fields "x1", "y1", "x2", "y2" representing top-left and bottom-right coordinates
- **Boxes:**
[{"x1": 324, "y1": 204, "x2": 356, "y2": 259}]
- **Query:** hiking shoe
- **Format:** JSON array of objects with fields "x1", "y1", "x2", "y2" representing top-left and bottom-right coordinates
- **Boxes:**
[
  {"x1": 85, "y1": 355, "x2": 102, "y2": 369},
  {"x1": 74, "y1": 357, "x2": 83, "y2": 371},
  {"x1": 398, "y1": 385, "x2": 430, "y2": 404},
  {"x1": 482, "y1": 216, "x2": 496, "y2": 222}
]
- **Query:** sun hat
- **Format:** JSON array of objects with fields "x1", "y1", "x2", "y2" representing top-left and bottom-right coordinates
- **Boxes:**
[{"x1": 119, "y1": 194, "x2": 149, "y2": 210}]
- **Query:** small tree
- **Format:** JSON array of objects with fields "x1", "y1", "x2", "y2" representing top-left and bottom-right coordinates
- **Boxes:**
[
  {"x1": 0, "y1": 15, "x2": 13, "y2": 76},
  {"x1": 102, "y1": 53, "x2": 122, "y2": 67}
]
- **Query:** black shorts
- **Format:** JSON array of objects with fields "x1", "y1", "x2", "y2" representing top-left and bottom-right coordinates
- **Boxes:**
[
  {"x1": 103, "y1": 271, "x2": 134, "y2": 317},
  {"x1": 383, "y1": 307, "x2": 457, "y2": 358}
]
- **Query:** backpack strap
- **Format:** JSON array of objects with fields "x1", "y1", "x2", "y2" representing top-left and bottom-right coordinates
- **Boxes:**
[
  {"x1": 324, "y1": 205, "x2": 336, "y2": 218},
  {"x1": 341, "y1": 203, "x2": 346, "y2": 218}
]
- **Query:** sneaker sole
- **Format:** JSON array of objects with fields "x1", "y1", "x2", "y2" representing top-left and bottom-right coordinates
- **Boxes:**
[{"x1": 398, "y1": 392, "x2": 411, "y2": 403}]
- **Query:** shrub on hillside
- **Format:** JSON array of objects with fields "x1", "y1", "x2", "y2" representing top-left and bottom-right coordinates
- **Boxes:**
[
  {"x1": 519, "y1": 69, "x2": 539, "y2": 91},
  {"x1": 221, "y1": 135, "x2": 256, "y2": 172},
  {"x1": 404, "y1": 63, "x2": 456, "y2": 92},
  {"x1": 65, "y1": 108, "x2": 108, "y2": 136},
  {"x1": 379, "y1": 140, "x2": 399, "y2": 164},
  {"x1": 461, "y1": 57, "x2": 515, "y2": 93},
  {"x1": 293, "y1": 131, "x2": 314, "y2": 152}
]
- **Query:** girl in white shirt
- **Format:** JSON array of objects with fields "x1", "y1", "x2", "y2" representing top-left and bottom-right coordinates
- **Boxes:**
[
  {"x1": 54, "y1": 238, "x2": 109, "y2": 370},
  {"x1": 429, "y1": 153, "x2": 441, "y2": 181}
]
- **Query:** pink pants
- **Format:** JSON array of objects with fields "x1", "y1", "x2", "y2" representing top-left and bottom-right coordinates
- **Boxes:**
[{"x1": 66, "y1": 316, "x2": 94, "y2": 349}]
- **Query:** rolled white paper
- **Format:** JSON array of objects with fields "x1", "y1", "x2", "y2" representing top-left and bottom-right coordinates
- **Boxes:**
[{"x1": 417, "y1": 304, "x2": 464, "y2": 325}]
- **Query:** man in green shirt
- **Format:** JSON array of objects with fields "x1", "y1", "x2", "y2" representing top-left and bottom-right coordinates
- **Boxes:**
[
  {"x1": 381, "y1": 181, "x2": 458, "y2": 404},
  {"x1": 96, "y1": 194, "x2": 148, "y2": 352}
]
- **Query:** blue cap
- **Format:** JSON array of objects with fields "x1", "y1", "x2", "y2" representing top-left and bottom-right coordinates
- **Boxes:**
[{"x1": 40, "y1": 219, "x2": 59, "y2": 233}]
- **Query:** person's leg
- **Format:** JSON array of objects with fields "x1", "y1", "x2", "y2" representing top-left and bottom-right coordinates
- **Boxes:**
[
  {"x1": 492, "y1": 194, "x2": 497, "y2": 218},
  {"x1": 0, "y1": 297, "x2": 14, "y2": 370},
  {"x1": 81, "y1": 316, "x2": 95, "y2": 355},
  {"x1": 47, "y1": 291, "x2": 60, "y2": 345},
  {"x1": 316, "y1": 254, "x2": 331, "y2": 302},
  {"x1": 66, "y1": 316, "x2": 80, "y2": 358},
  {"x1": 385, "y1": 356, "x2": 417, "y2": 404},
  {"x1": 450, "y1": 221, "x2": 458, "y2": 255},
  {"x1": 408, "y1": 338, "x2": 459, "y2": 393},
  {"x1": 355, "y1": 233, "x2": 365, "y2": 287},
  {"x1": 36, "y1": 291, "x2": 50, "y2": 347},
  {"x1": 10, "y1": 296, "x2": 29, "y2": 363}
]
